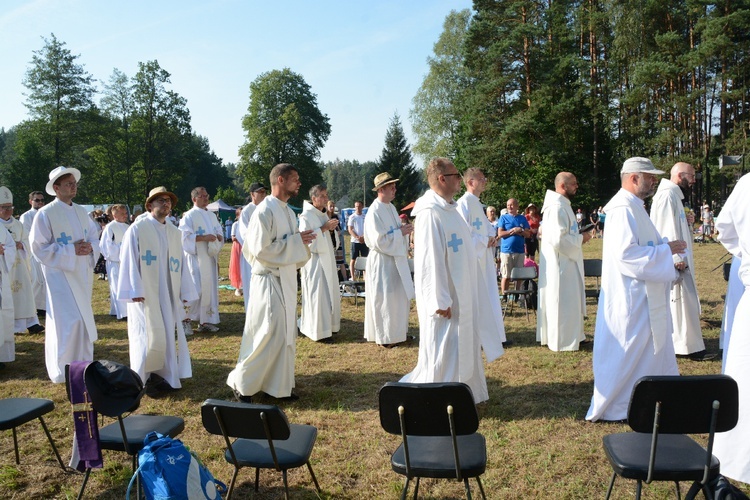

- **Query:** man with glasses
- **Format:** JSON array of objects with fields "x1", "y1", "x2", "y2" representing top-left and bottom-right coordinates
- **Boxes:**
[
  {"x1": 20, "y1": 191, "x2": 46, "y2": 316},
  {"x1": 179, "y1": 187, "x2": 223, "y2": 333},
  {"x1": 29, "y1": 166, "x2": 100, "y2": 383},
  {"x1": 0, "y1": 187, "x2": 44, "y2": 336},
  {"x1": 650, "y1": 162, "x2": 714, "y2": 361},
  {"x1": 401, "y1": 158, "x2": 489, "y2": 404},
  {"x1": 117, "y1": 187, "x2": 197, "y2": 396},
  {"x1": 586, "y1": 157, "x2": 687, "y2": 422}
]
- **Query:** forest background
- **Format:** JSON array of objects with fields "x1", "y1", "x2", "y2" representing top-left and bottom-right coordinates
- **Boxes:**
[{"x1": 1, "y1": 1, "x2": 749, "y2": 213}]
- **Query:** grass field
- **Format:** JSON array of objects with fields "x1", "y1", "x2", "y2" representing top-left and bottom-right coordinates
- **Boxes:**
[{"x1": 1, "y1": 237, "x2": 747, "y2": 499}]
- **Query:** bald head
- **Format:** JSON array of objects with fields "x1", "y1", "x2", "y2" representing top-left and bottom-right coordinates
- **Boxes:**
[
  {"x1": 555, "y1": 172, "x2": 578, "y2": 199},
  {"x1": 670, "y1": 162, "x2": 695, "y2": 191}
]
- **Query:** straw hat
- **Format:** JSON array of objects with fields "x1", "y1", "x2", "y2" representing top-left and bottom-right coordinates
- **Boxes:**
[
  {"x1": 145, "y1": 186, "x2": 178, "y2": 207},
  {"x1": 372, "y1": 172, "x2": 399, "y2": 191}
]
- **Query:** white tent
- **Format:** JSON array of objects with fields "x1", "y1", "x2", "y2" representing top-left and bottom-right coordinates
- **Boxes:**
[{"x1": 206, "y1": 199, "x2": 235, "y2": 212}]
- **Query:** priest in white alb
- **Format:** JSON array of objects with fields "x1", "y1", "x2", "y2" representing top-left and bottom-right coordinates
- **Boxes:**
[
  {"x1": 586, "y1": 158, "x2": 685, "y2": 422},
  {"x1": 0, "y1": 223, "x2": 16, "y2": 368},
  {"x1": 30, "y1": 166, "x2": 100, "y2": 384},
  {"x1": 401, "y1": 157, "x2": 489, "y2": 404},
  {"x1": 100, "y1": 204, "x2": 129, "y2": 320},
  {"x1": 363, "y1": 173, "x2": 415, "y2": 348},
  {"x1": 117, "y1": 187, "x2": 197, "y2": 394},
  {"x1": 237, "y1": 182, "x2": 267, "y2": 310},
  {"x1": 19, "y1": 191, "x2": 46, "y2": 315},
  {"x1": 457, "y1": 167, "x2": 506, "y2": 357},
  {"x1": 0, "y1": 187, "x2": 44, "y2": 334},
  {"x1": 227, "y1": 164, "x2": 314, "y2": 402},
  {"x1": 650, "y1": 162, "x2": 713, "y2": 360},
  {"x1": 298, "y1": 184, "x2": 340, "y2": 342},
  {"x1": 713, "y1": 172, "x2": 750, "y2": 484},
  {"x1": 537, "y1": 172, "x2": 591, "y2": 351},
  {"x1": 179, "y1": 186, "x2": 223, "y2": 333}
]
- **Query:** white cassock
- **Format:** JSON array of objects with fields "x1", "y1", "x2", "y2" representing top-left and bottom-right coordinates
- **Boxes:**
[
  {"x1": 30, "y1": 199, "x2": 100, "y2": 383},
  {"x1": 713, "y1": 172, "x2": 750, "y2": 483},
  {"x1": 100, "y1": 220, "x2": 129, "y2": 319},
  {"x1": 457, "y1": 192, "x2": 506, "y2": 357},
  {"x1": 179, "y1": 207, "x2": 222, "y2": 325},
  {"x1": 0, "y1": 216, "x2": 41, "y2": 331},
  {"x1": 19, "y1": 208, "x2": 46, "y2": 311},
  {"x1": 298, "y1": 201, "x2": 340, "y2": 341},
  {"x1": 536, "y1": 190, "x2": 586, "y2": 351},
  {"x1": 0, "y1": 225, "x2": 16, "y2": 362},
  {"x1": 363, "y1": 198, "x2": 415, "y2": 345},
  {"x1": 401, "y1": 190, "x2": 488, "y2": 404},
  {"x1": 586, "y1": 189, "x2": 679, "y2": 422},
  {"x1": 720, "y1": 256, "x2": 741, "y2": 369},
  {"x1": 238, "y1": 203, "x2": 258, "y2": 311},
  {"x1": 117, "y1": 215, "x2": 198, "y2": 389},
  {"x1": 650, "y1": 178, "x2": 705, "y2": 355},
  {"x1": 226, "y1": 196, "x2": 310, "y2": 398}
]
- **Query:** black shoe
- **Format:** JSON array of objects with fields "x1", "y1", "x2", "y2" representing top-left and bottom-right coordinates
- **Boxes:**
[
  {"x1": 233, "y1": 389, "x2": 253, "y2": 403},
  {"x1": 0, "y1": 362, "x2": 5, "y2": 370},
  {"x1": 36, "y1": 309, "x2": 46, "y2": 318},
  {"x1": 687, "y1": 350, "x2": 717, "y2": 362},
  {"x1": 318, "y1": 337, "x2": 334, "y2": 344},
  {"x1": 502, "y1": 339, "x2": 514, "y2": 348},
  {"x1": 278, "y1": 392, "x2": 300, "y2": 401},
  {"x1": 27, "y1": 324, "x2": 45, "y2": 334}
]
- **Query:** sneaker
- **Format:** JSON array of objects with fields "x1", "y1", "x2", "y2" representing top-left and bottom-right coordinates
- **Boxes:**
[
  {"x1": 197, "y1": 323, "x2": 220, "y2": 333},
  {"x1": 182, "y1": 320, "x2": 193, "y2": 336},
  {"x1": 234, "y1": 289, "x2": 242, "y2": 297}
]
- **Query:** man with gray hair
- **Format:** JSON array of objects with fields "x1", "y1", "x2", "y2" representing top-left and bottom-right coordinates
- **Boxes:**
[
  {"x1": 586, "y1": 157, "x2": 687, "y2": 422},
  {"x1": 650, "y1": 162, "x2": 714, "y2": 361},
  {"x1": 298, "y1": 184, "x2": 340, "y2": 342}
]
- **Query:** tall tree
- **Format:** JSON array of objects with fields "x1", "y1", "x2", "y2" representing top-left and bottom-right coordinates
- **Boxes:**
[
  {"x1": 237, "y1": 68, "x2": 331, "y2": 204},
  {"x1": 410, "y1": 9, "x2": 472, "y2": 166},
  {"x1": 130, "y1": 60, "x2": 192, "y2": 197},
  {"x1": 377, "y1": 113, "x2": 423, "y2": 208},
  {"x1": 321, "y1": 159, "x2": 379, "y2": 207},
  {"x1": 22, "y1": 33, "x2": 96, "y2": 167}
]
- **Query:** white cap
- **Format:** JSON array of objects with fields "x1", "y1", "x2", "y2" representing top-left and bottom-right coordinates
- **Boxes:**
[
  {"x1": 621, "y1": 157, "x2": 666, "y2": 176},
  {"x1": 0, "y1": 186, "x2": 12, "y2": 204}
]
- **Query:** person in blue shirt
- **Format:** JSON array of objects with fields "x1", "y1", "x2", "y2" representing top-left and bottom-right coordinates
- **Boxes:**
[{"x1": 497, "y1": 198, "x2": 531, "y2": 295}]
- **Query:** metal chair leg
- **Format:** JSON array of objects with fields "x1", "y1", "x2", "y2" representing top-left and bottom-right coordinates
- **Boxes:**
[
  {"x1": 413, "y1": 477, "x2": 420, "y2": 499},
  {"x1": 282, "y1": 469, "x2": 289, "y2": 500},
  {"x1": 400, "y1": 476, "x2": 410, "y2": 500},
  {"x1": 476, "y1": 476, "x2": 487, "y2": 500},
  {"x1": 605, "y1": 472, "x2": 616, "y2": 499},
  {"x1": 11, "y1": 427, "x2": 19, "y2": 464},
  {"x1": 227, "y1": 467, "x2": 239, "y2": 499},
  {"x1": 674, "y1": 481, "x2": 681, "y2": 500},
  {"x1": 38, "y1": 416, "x2": 66, "y2": 470},
  {"x1": 635, "y1": 480, "x2": 642, "y2": 500},
  {"x1": 306, "y1": 461, "x2": 321, "y2": 492},
  {"x1": 464, "y1": 477, "x2": 473, "y2": 499},
  {"x1": 254, "y1": 467, "x2": 260, "y2": 491},
  {"x1": 77, "y1": 468, "x2": 92, "y2": 500}
]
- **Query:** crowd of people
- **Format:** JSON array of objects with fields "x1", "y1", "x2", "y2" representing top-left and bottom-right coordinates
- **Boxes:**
[{"x1": 0, "y1": 156, "x2": 747, "y2": 487}]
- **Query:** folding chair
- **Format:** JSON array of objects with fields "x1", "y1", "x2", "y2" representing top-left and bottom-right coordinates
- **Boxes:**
[
  {"x1": 340, "y1": 256, "x2": 367, "y2": 306},
  {"x1": 379, "y1": 382, "x2": 487, "y2": 500},
  {"x1": 602, "y1": 375, "x2": 739, "y2": 500},
  {"x1": 583, "y1": 258, "x2": 602, "y2": 302},
  {"x1": 0, "y1": 398, "x2": 66, "y2": 470},
  {"x1": 65, "y1": 361, "x2": 185, "y2": 500},
  {"x1": 201, "y1": 399, "x2": 321, "y2": 500},
  {"x1": 503, "y1": 266, "x2": 537, "y2": 321}
]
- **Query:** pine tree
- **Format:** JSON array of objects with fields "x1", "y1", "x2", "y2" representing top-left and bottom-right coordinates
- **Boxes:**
[{"x1": 377, "y1": 113, "x2": 424, "y2": 208}]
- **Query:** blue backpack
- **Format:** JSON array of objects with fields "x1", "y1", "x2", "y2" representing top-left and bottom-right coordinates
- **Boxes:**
[{"x1": 126, "y1": 431, "x2": 226, "y2": 500}]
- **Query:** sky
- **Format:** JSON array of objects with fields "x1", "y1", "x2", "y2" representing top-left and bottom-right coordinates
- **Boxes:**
[{"x1": 0, "y1": 0, "x2": 473, "y2": 167}]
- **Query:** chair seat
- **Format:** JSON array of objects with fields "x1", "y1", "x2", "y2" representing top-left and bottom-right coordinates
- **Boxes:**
[
  {"x1": 99, "y1": 415, "x2": 184, "y2": 452},
  {"x1": 226, "y1": 424, "x2": 317, "y2": 469},
  {"x1": 391, "y1": 434, "x2": 486, "y2": 479},
  {"x1": 0, "y1": 398, "x2": 55, "y2": 430},
  {"x1": 603, "y1": 433, "x2": 720, "y2": 482}
]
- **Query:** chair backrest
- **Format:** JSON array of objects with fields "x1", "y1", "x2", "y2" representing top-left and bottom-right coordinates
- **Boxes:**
[
  {"x1": 201, "y1": 399, "x2": 291, "y2": 440},
  {"x1": 354, "y1": 256, "x2": 367, "y2": 272},
  {"x1": 510, "y1": 266, "x2": 536, "y2": 281},
  {"x1": 583, "y1": 259, "x2": 602, "y2": 277},
  {"x1": 628, "y1": 375, "x2": 738, "y2": 434},
  {"x1": 379, "y1": 382, "x2": 479, "y2": 436}
]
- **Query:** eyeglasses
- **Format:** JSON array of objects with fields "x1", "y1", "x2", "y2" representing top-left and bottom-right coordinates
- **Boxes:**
[
  {"x1": 442, "y1": 173, "x2": 462, "y2": 178},
  {"x1": 59, "y1": 181, "x2": 79, "y2": 188},
  {"x1": 31, "y1": 198, "x2": 45, "y2": 203},
  {"x1": 151, "y1": 197, "x2": 172, "y2": 205},
  {"x1": 0, "y1": 205, "x2": 13, "y2": 211}
]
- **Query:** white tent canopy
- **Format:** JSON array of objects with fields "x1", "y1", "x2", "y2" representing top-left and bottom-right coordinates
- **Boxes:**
[{"x1": 206, "y1": 199, "x2": 235, "y2": 212}]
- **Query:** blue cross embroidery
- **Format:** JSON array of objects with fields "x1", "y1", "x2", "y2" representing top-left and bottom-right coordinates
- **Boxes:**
[
  {"x1": 195, "y1": 226, "x2": 206, "y2": 236},
  {"x1": 647, "y1": 241, "x2": 654, "y2": 247},
  {"x1": 141, "y1": 250, "x2": 157, "y2": 265},
  {"x1": 387, "y1": 225, "x2": 397, "y2": 235},
  {"x1": 447, "y1": 233, "x2": 463, "y2": 253},
  {"x1": 472, "y1": 217, "x2": 483, "y2": 231},
  {"x1": 56, "y1": 232, "x2": 72, "y2": 245}
]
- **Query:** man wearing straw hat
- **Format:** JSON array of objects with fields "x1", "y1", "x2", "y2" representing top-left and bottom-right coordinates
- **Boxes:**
[
  {"x1": 29, "y1": 166, "x2": 100, "y2": 383},
  {"x1": 363, "y1": 172, "x2": 415, "y2": 348},
  {"x1": 117, "y1": 187, "x2": 197, "y2": 395}
]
